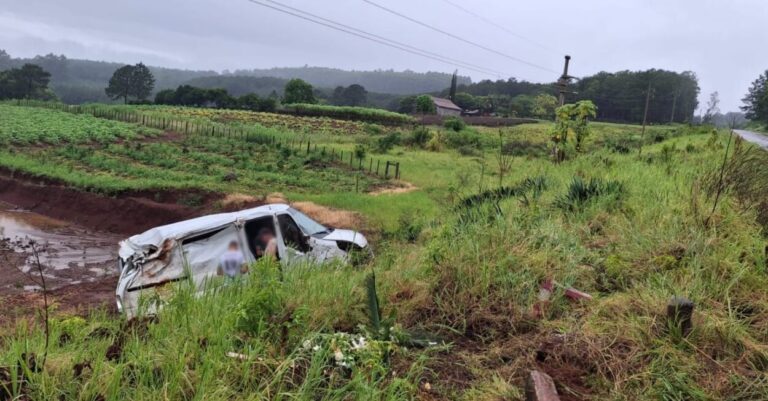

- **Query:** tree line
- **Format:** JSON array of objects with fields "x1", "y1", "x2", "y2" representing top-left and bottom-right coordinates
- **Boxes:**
[{"x1": 431, "y1": 70, "x2": 700, "y2": 123}]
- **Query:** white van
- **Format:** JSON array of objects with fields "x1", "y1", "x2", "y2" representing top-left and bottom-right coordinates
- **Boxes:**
[{"x1": 115, "y1": 204, "x2": 368, "y2": 316}]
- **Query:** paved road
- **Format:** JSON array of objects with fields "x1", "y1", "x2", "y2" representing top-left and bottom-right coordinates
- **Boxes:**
[{"x1": 734, "y1": 129, "x2": 768, "y2": 149}]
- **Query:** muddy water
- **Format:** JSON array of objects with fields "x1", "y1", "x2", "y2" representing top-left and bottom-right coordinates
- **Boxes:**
[{"x1": 0, "y1": 201, "x2": 121, "y2": 293}]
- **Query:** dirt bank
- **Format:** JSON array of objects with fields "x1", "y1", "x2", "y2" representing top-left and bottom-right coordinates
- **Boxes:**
[{"x1": 0, "y1": 169, "x2": 260, "y2": 236}]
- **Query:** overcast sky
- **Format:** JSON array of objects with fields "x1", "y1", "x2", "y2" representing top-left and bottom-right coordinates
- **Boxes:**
[{"x1": 2, "y1": 0, "x2": 767, "y2": 111}]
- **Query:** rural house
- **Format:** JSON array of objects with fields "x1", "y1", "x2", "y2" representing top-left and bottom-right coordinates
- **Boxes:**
[{"x1": 430, "y1": 96, "x2": 462, "y2": 116}]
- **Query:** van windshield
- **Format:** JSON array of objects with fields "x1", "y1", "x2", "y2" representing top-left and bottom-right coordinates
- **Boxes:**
[{"x1": 287, "y1": 208, "x2": 329, "y2": 235}]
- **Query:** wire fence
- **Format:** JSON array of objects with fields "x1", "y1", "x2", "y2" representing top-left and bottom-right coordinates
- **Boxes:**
[{"x1": 13, "y1": 100, "x2": 403, "y2": 181}]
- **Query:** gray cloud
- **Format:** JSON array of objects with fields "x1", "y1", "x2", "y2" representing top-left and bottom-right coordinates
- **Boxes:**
[{"x1": 2, "y1": 0, "x2": 767, "y2": 111}]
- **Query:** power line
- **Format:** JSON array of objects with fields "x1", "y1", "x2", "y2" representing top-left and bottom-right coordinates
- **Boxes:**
[
  {"x1": 261, "y1": 0, "x2": 507, "y2": 77},
  {"x1": 361, "y1": 0, "x2": 560, "y2": 74},
  {"x1": 437, "y1": 0, "x2": 560, "y2": 55},
  {"x1": 244, "y1": 0, "x2": 507, "y2": 78}
]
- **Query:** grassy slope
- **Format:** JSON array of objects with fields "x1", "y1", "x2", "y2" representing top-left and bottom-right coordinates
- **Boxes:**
[{"x1": 2, "y1": 107, "x2": 767, "y2": 400}]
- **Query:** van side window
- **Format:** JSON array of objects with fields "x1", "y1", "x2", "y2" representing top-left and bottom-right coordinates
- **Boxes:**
[
  {"x1": 278, "y1": 214, "x2": 309, "y2": 253},
  {"x1": 244, "y1": 216, "x2": 279, "y2": 260}
]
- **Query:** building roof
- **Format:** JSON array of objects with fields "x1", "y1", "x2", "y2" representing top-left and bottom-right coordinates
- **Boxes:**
[{"x1": 430, "y1": 96, "x2": 462, "y2": 111}]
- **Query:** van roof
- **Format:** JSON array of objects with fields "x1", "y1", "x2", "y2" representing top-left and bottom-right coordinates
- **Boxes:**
[{"x1": 123, "y1": 203, "x2": 290, "y2": 251}]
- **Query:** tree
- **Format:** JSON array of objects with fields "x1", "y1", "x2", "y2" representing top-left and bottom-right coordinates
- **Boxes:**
[
  {"x1": 550, "y1": 100, "x2": 597, "y2": 161},
  {"x1": 509, "y1": 94, "x2": 535, "y2": 117},
  {"x1": 398, "y1": 95, "x2": 417, "y2": 113},
  {"x1": 105, "y1": 63, "x2": 155, "y2": 103},
  {"x1": 532, "y1": 93, "x2": 558, "y2": 120},
  {"x1": 449, "y1": 70, "x2": 458, "y2": 101},
  {"x1": 742, "y1": 70, "x2": 768, "y2": 126},
  {"x1": 283, "y1": 78, "x2": 316, "y2": 104},
  {"x1": 105, "y1": 65, "x2": 133, "y2": 103},
  {"x1": 0, "y1": 64, "x2": 52, "y2": 100},
  {"x1": 17, "y1": 64, "x2": 51, "y2": 99},
  {"x1": 342, "y1": 84, "x2": 367, "y2": 107},
  {"x1": 415, "y1": 95, "x2": 436, "y2": 114},
  {"x1": 330, "y1": 86, "x2": 345, "y2": 105},
  {"x1": 130, "y1": 63, "x2": 155, "y2": 102},
  {"x1": 703, "y1": 91, "x2": 720, "y2": 124},
  {"x1": 453, "y1": 92, "x2": 478, "y2": 110}
]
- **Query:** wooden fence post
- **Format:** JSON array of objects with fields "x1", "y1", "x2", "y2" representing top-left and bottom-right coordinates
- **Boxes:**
[
  {"x1": 385, "y1": 161, "x2": 390, "y2": 179},
  {"x1": 395, "y1": 162, "x2": 400, "y2": 179},
  {"x1": 376, "y1": 160, "x2": 381, "y2": 175}
]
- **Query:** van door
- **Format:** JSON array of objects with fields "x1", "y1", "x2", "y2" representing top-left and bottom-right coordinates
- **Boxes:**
[
  {"x1": 180, "y1": 223, "x2": 243, "y2": 288},
  {"x1": 275, "y1": 213, "x2": 311, "y2": 265}
]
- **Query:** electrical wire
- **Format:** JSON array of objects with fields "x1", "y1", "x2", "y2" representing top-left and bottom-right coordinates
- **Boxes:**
[
  {"x1": 361, "y1": 0, "x2": 559, "y2": 74},
  {"x1": 262, "y1": 0, "x2": 507, "y2": 77},
  {"x1": 244, "y1": 0, "x2": 509, "y2": 78},
  {"x1": 437, "y1": 0, "x2": 561, "y2": 55}
]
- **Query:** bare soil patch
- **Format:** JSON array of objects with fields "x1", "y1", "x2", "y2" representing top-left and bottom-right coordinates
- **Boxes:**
[
  {"x1": 369, "y1": 181, "x2": 418, "y2": 196},
  {"x1": 0, "y1": 168, "x2": 229, "y2": 235}
]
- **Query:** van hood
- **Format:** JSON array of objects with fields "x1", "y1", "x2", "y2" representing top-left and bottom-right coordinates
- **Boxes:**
[{"x1": 321, "y1": 229, "x2": 368, "y2": 248}]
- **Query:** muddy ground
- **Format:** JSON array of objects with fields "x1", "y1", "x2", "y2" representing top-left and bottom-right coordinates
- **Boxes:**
[
  {"x1": 0, "y1": 169, "x2": 245, "y2": 326},
  {"x1": 0, "y1": 171, "x2": 366, "y2": 327}
]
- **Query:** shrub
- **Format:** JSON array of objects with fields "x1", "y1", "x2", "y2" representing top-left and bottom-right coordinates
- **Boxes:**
[
  {"x1": 554, "y1": 177, "x2": 625, "y2": 211},
  {"x1": 502, "y1": 140, "x2": 548, "y2": 158},
  {"x1": 408, "y1": 126, "x2": 431, "y2": 148},
  {"x1": 457, "y1": 175, "x2": 547, "y2": 209},
  {"x1": 445, "y1": 129, "x2": 481, "y2": 149},
  {"x1": 425, "y1": 131, "x2": 445, "y2": 152},
  {"x1": 457, "y1": 145, "x2": 480, "y2": 157},
  {"x1": 704, "y1": 137, "x2": 768, "y2": 230},
  {"x1": 443, "y1": 116, "x2": 466, "y2": 132},
  {"x1": 374, "y1": 132, "x2": 401, "y2": 153}
]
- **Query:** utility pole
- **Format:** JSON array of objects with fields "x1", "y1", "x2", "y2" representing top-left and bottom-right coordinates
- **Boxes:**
[
  {"x1": 557, "y1": 55, "x2": 571, "y2": 106},
  {"x1": 670, "y1": 89, "x2": 679, "y2": 124},
  {"x1": 639, "y1": 82, "x2": 653, "y2": 154}
]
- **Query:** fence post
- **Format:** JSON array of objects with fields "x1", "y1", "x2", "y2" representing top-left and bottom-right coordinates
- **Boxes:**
[
  {"x1": 395, "y1": 162, "x2": 400, "y2": 179},
  {"x1": 369, "y1": 158, "x2": 373, "y2": 173},
  {"x1": 376, "y1": 160, "x2": 381, "y2": 175},
  {"x1": 349, "y1": 153, "x2": 353, "y2": 166},
  {"x1": 306, "y1": 140, "x2": 311, "y2": 154},
  {"x1": 385, "y1": 161, "x2": 390, "y2": 179}
]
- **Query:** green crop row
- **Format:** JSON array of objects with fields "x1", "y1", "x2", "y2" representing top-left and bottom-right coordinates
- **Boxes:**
[
  {"x1": 0, "y1": 104, "x2": 159, "y2": 145},
  {"x1": 281, "y1": 103, "x2": 415, "y2": 125}
]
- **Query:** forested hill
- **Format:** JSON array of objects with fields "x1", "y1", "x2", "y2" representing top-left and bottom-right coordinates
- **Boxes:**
[
  {"x1": 0, "y1": 51, "x2": 466, "y2": 103},
  {"x1": 230, "y1": 66, "x2": 471, "y2": 95}
]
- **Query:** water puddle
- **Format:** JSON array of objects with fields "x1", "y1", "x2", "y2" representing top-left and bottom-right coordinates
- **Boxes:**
[{"x1": 0, "y1": 201, "x2": 120, "y2": 293}]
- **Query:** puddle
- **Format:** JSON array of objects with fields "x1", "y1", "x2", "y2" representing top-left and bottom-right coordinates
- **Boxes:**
[{"x1": 0, "y1": 201, "x2": 120, "y2": 293}]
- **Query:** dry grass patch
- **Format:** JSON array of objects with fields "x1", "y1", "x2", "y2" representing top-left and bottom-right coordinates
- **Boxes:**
[
  {"x1": 291, "y1": 201, "x2": 363, "y2": 229},
  {"x1": 369, "y1": 181, "x2": 419, "y2": 196}
]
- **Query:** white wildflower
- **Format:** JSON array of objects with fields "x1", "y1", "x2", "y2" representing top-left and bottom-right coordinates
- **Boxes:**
[
  {"x1": 302, "y1": 340, "x2": 312, "y2": 350},
  {"x1": 312, "y1": 345, "x2": 321, "y2": 352},
  {"x1": 351, "y1": 336, "x2": 367, "y2": 350},
  {"x1": 334, "y1": 349, "x2": 344, "y2": 362}
]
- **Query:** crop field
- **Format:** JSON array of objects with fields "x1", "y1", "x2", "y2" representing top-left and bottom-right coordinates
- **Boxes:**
[
  {"x1": 98, "y1": 104, "x2": 398, "y2": 137},
  {"x1": 0, "y1": 104, "x2": 160, "y2": 145},
  {"x1": 0, "y1": 107, "x2": 386, "y2": 195},
  {"x1": 2, "y1": 102, "x2": 768, "y2": 400}
]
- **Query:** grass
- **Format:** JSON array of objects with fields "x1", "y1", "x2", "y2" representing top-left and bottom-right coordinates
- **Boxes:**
[{"x1": 2, "y1": 103, "x2": 768, "y2": 400}]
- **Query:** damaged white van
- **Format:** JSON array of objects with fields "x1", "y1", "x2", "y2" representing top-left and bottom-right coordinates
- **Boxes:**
[{"x1": 115, "y1": 204, "x2": 368, "y2": 316}]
